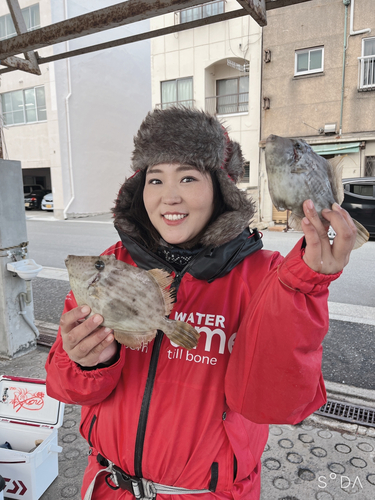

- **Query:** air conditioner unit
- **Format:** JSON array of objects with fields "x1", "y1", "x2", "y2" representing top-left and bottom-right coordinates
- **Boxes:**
[{"x1": 324, "y1": 123, "x2": 337, "y2": 134}]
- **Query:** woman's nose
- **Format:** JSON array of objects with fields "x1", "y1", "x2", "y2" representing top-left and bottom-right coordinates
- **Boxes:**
[{"x1": 161, "y1": 185, "x2": 182, "y2": 204}]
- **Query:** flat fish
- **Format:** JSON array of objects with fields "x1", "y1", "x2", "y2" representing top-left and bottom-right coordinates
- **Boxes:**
[
  {"x1": 265, "y1": 134, "x2": 369, "y2": 249},
  {"x1": 65, "y1": 254, "x2": 199, "y2": 350}
]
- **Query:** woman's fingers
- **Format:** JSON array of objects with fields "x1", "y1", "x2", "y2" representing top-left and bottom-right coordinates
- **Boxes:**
[
  {"x1": 60, "y1": 306, "x2": 115, "y2": 366},
  {"x1": 301, "y1": 200, "x2": 356, "y2": 274},
  {"x1": 301, "y1": 200, "x2": 331, "y2": 273},
  {"x1": 321, "y1": 204, "x2": 356, "y2": 268}
]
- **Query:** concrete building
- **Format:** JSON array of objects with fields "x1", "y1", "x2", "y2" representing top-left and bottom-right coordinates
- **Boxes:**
[
  {"x1": 260, "y1": 0, "x2": 375, "y2": 224},
  {"x1": 150, "y1": 0, "x2": 263, "y2": 220},
  {"x1": 0, "y1": 0, "x2": 151, "y2": 219}
]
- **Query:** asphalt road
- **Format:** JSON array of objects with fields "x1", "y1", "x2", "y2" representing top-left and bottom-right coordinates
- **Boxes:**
[
  {"x1": 26, "y1": 216, "x2": 375, "y2": 307},
  {"x1": 25, "y1": 214, "x2": 375, "y2": 390}
]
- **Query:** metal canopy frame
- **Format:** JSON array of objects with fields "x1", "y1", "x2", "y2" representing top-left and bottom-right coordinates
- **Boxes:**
[{"x1": 0, "y1": 0, "x2": 313, "y2": 75}]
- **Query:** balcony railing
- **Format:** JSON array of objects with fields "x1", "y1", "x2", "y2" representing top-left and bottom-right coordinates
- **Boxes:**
[
  {"x1": 155, "y1": 100, "x2": 195, "y2": 110},
  {"x1": 205, "y1": 93, "x2": 249, "y2": 115},
  {"x1": 358, "y1": 55, "x2": 375, "y2": 90}
]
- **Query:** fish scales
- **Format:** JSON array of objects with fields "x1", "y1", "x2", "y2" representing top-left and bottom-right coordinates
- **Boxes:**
[
  {"x1": 65, "y1": 254, "x2": 199, "y2": 349},
  {"x1": 265, "y1": 134, "x2": 369, "y2": 249}
]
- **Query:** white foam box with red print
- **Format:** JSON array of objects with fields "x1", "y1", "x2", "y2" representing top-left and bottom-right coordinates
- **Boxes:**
[{"x1": 0, "y1": 375, "x2": 65, "y2": 500}]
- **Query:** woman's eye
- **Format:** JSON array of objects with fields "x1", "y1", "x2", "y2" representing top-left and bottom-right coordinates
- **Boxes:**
[
  {"x1": 181, "y1": 176, "x2": 196, "y2": 183},
  {"x1": 148, "y1": 178, "x2": 162, "y2": 185}
]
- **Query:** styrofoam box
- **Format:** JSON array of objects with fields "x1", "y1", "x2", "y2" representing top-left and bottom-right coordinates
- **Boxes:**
[{"x1": 0, "y1": 375, "x2": 65, "y2": 500}]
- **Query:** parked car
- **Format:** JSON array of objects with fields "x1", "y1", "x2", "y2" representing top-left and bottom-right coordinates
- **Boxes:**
[
  {"x1": 24, "y1": 185, "x2": 49, "y2": 210},
  {"x1": 341, "y1": 177, "x2": 375, "y2": 238},
  {"x1": 23, "y1": 184, "x2": 44, "y2": 195},
  {"x1": 41, "y1": 192, "x2": 54, "y2": 211}
]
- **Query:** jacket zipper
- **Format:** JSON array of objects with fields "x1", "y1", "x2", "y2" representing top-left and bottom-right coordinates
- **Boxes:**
[
  {"x1": 133, "y1": 268, "x2": 188, "y2": 478},
  {"x1": 134, "y1": 330, "x2": 164, "y2": 477}
]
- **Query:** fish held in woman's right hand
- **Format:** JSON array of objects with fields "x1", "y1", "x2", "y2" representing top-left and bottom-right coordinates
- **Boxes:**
[
  {"x1": 265, "y1": 134, "x2": 369, "y2": 249},
  {"x1": 65, "y1": 254, "x2": 199, "y2": 350}
]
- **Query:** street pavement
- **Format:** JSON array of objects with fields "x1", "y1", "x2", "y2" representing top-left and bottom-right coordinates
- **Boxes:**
[{"x1": 1, "y1": 212, "x2": 374, "y2": 499}]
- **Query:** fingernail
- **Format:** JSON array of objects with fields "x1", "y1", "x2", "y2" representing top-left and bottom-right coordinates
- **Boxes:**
[
  {"x1": 104, "y1": 327, "x2": 112, "y2": 334},
  {"x1": 332, "y1": 203, "x2": 341, "y2": 210},
  {"x1": 93, "y1": 315, "x2": 102, "y2": 324},
  {"x1": 81, "y1": 306, "x2": 90, "y2": 314},
  {"x1": 303, "y1": 217, "x2": 310, "y2": 225},
  {"x1": 106, "y1": 334, "x2": 114, "y2": 342},
  {"x1": 307, "y1": 200, "x2": 314, "y2": 210}
]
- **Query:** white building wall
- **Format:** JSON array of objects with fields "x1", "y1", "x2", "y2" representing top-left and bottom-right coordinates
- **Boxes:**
[
  {"x1": 150, "y1": 0, "x2": 262, "y2": 196},
  {"x1": 51, "y1": 0, "x2": 152, "y2": 218},
  {"x1": 0, "y1": 0, "x2": 56, "y2": 184},
  {"x1": 1, "y1": 0, "x2": 152, "y2": 219}
]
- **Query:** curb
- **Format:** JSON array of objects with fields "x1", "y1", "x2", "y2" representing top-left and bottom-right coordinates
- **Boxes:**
[{"x1": 325, "y1": 380, "x2": 375, "y2": 408}]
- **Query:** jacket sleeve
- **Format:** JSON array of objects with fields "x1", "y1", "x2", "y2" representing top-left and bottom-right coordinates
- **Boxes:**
[
  {"x1": 225, "y1": 237, "x2": 341, "y2": 425},
  {"x1": 45, "y1": 291, "x2": 126, "y2": 406}
]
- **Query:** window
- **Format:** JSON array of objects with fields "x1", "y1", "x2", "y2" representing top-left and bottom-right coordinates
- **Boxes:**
[
  {"x1": 242, "y1": 162, "x2": 249, "y2": 183},
  {"x1": 160, "y1": 78, "x2": 193, "y2": 109},
  {"x1": 359, "y1": 38, "x2": 375, "y2": 90},
  {"x1": 295, "y1": 47, "x2": 324, "y2": 76},
  {"x1": 216, "y1": 76, "x2": 249, "y2": 115},
  {"x1": 180, "y1": 0, "x2": 224, "y2": 24},
  {"x1": 0, "y1": 4, "x2": 40, "y2": 40},
  {"x1": 351, "y1": 184, "x2": 373, "y2": 197},
  {"x1": 1, "y1": 86, "x2": 47, "y2": 126}
]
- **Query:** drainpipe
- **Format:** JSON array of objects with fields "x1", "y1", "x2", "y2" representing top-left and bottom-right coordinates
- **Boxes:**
[
  {"x1": 349, "y1": 0, "x2": 371, "y2": 36},
  {"x1": 339, "y1": 0, "x2": 350, "y2": 136},
  {"x1": 63, "y1": 0, "x2": 74, "y2": 219}
]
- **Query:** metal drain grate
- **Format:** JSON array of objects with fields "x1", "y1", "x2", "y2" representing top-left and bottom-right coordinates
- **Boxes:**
[{"x1": 315, "y1": 399, "x2": 375, "y2": 428}]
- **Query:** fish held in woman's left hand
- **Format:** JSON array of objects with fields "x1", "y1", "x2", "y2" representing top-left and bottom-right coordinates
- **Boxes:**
[
  {"x1": 65, "y1": 254, "x2": 199, "y2": 349},
  {"x1": 265, "y1": 134, "x2": 369, "y2": 249}
]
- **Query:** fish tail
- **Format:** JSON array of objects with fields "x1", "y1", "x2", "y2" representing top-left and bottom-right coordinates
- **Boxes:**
[
  {"x1": 163, "y1": 320, "x2": 200, "y2": 350},
  {"x1": 352, "y1": 219, "x2": 370, "y2": 249}
]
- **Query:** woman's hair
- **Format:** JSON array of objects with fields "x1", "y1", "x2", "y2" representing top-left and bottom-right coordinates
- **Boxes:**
[{"x1": 126, "y1": 168, "x2": 227, "y2": 251}]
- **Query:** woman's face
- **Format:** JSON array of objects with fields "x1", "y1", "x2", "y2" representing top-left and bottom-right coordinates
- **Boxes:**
[{"x1": 143, "y1": 163, "x2": 215, "y2": 246}]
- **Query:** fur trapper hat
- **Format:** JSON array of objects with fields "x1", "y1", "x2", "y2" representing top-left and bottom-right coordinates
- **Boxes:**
[{"x1": 113, "y1": 107, "x2": 255, "y2": 248}]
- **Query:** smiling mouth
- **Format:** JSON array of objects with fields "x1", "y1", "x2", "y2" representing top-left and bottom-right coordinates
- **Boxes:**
[{"x1": 163, "y1": 214, "x2": 188, "y2": 221}]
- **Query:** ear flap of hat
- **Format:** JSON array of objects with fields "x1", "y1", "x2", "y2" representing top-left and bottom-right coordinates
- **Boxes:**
[
  {"x1": 112, "y1": 172, "x2": 144, "y2": 242},
  {"x1": 200, "y1": 169, "x2": 255, "y2": 247}
]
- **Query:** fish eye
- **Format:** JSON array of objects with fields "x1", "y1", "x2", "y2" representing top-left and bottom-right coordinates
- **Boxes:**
[{"x1": 95, "y1": 260, "x2": 105, "y2": 271}]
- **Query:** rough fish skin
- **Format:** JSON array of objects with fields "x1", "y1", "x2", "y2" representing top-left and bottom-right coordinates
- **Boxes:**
[
  {"x1": 65, "y1": 254, "x2": 199, "y2": 350},
  {"x1": 265, "y1": 134, "x2": 369, "y2": 248}
]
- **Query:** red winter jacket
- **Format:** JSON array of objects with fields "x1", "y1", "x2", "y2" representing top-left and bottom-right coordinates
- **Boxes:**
[{"x1": 45, "y1": 230, "x2": 339, "y2": 500}]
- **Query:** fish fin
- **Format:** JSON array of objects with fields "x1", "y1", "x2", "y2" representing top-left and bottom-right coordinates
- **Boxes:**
[
  {"x1": 327, "y1": 156, "x2": 345, "y2": 204},
  {"x1": 288, "y1": 212, "x2": 303, "y2": 231},
  {"x1": 352, "y1": 219, "x2": 370, "y2": 249},
  {"x1": 163, "y1": 320, "x2": 200, "y2": 350},
  {"x1": 114, "y1": 329, "x2": 157, "y2": 348},
  {"x1": 147, "y1": 268, "x2": 175, "y2": 316}
]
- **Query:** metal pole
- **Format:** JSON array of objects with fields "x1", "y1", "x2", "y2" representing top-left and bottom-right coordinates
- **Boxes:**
[{"x1": 339, "y1": 0, "x2": 350, "y2": 136}]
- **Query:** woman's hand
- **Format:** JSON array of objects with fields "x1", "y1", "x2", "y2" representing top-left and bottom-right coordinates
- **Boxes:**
[
  {"x1": 60, "y1": 305, "x2": 118, "y2": 367},
  {"x1": 301, "y1": 200, "x2": 357, "y2": 275}
]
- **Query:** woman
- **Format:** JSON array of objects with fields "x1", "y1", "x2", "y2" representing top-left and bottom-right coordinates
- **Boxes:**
[{"x1": 45, "y1": 107, "x2": 356, "y2": 500}]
